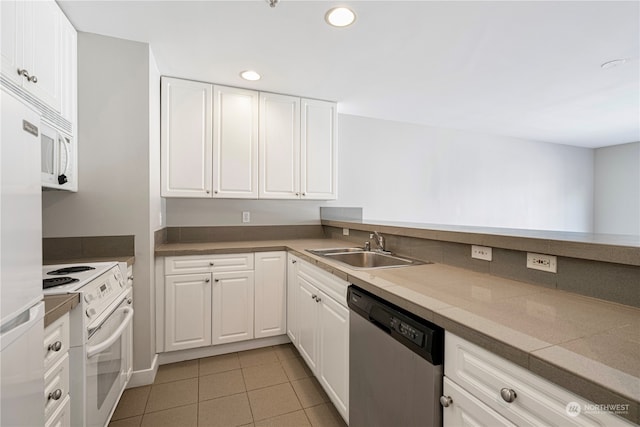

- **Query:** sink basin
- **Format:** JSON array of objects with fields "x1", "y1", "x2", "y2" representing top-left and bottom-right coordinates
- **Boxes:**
[{"x1": 306, "y1": 248, "x2": 425, "y2": 269}]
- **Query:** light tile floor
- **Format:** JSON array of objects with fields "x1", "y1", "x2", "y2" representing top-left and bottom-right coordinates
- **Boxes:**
[{"x1": 109, "y1": 344, "x2": 347, "y2": 427}]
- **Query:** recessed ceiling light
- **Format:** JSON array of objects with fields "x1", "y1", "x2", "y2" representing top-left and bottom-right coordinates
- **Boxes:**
[
  {"x1": 325, "y1": 7, "x2": 356, "y2": 28},
  {"x1": 240, "y1": 70, "x2": 261, "y2": 81},
  {"x1": 601, "y1": 58, "x2": 628, "y2": 70}
]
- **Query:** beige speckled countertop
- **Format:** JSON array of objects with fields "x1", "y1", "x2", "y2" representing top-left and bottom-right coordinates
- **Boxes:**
[
  {"x1": 43, "y1": 293, "x2": 80, "y2": 328},
  {"x1": 156, "y1": 238, "x2": 640, "y2": 423},
  {"x1": 43, "y1": 256, "x2": 135, "y2": 266}
]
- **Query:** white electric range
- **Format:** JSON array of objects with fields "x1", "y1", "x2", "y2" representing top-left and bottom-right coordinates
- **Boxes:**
[{"x1": 43, "y1": 262, "x2": 133, "y2": 427}]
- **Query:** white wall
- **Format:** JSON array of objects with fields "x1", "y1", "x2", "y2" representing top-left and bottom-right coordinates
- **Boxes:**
[
  {"x1": 42, "y1": 33, "x2": 156, "y2": 372},
  {"x1": 336, "y1": 114, "x2": 595, "y2": 232},
  {"x1": 594, "y1": 142, "x2": 640, "y2": 235}
]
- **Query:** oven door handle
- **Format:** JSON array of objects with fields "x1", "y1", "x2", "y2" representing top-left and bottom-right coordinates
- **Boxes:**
[{"x1": 86, "y1": 306, "x2": 134, "y2": 358}]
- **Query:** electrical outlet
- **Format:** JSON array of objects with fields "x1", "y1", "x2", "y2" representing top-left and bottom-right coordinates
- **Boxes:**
[
  {"x1": 527, "y1": 253, "x2": 557, "y2": 273},
  {"x1": 471, "y1": 245, "x2": 492, "y2": 261},
  {"x1": 343, "y1": 228, "x2": 350, "y2": 236},
  {"x1": 242, "y1": 211, "x2": 250, "y2": 223}
]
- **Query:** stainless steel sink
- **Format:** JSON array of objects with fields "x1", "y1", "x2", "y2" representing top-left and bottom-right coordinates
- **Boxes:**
[{"x1": 306, "y1": 248, "x2": 425, "y2": 269}]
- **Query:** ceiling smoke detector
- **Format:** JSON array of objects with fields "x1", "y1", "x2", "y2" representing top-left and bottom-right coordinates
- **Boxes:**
[{"x1": 266, "y1": 0, "x2": 279, "y2": 8}]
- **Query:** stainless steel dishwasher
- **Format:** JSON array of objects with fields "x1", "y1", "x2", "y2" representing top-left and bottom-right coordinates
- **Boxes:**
[{"x1": 348, "y1": 285, "x2": 444, "y2": 427}]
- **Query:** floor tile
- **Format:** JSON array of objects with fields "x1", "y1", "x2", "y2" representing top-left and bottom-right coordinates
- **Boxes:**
[
  {"x1": 304, "y1": 403, "x2": 347, "y2": 427},
  {"x1": 273, "y1": 343, "x2": 299, "y2": 361},
  {"x1": 242, "y1": 361, "x2": 289, "y2": 390},
  {"x1": 154, "y1": 359, "x2": 199, "y2": 384},
  {"x1": 140, "y1": 404, "x2": 197, "y2": 427},
  {"x1": 109, "y1": 416, "x2": 142, "y2": 427},
  {"x1": 238, "y1": 347, "x2": 279, "y2": 368},
  {"x1": 146, "y1": 378, "x2": 198, "y2": 413},
  {"x1": 254, "y1": 410, "x2": 311, "y2": 427},
  {"x1": 291, "y1": 377, "x2": 329, "y2": 408},
  {"x1": 248, "y1": 383, "x2": 302, "y2": 421},
  {"x1": 111, "y1": 386, "x2": 150, "y2": 420},
  {"x1": 281, "y1": 357, "x2": 313, "y2": 381},
  {"x1": 198, "y1": 393, "x2": 254, "y2": 427},
  {"x1": 199, "y1": 369, "x2": 246, "y2": 401},
  {"x1": 199, "y1": 353, "x2": 241, "y2": 376}
]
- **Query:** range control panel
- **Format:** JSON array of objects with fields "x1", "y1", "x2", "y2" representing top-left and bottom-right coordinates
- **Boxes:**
[{"x1": 390, "y1": 316, "x2": 425, "y2": 346}]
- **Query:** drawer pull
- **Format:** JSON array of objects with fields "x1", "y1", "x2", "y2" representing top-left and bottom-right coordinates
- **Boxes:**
[
  {"x1": 48, "y1": 341, "x2": 62, "y2": 352},
  {"x1": 209, "y1": 262, "x2": 215, "y2": 266},
  {"x1": 48, "y1": 389, "x2": 63, "y2": 401},
  {"x1": 439, "y1": 395, "x2": 453, "y2": 407},
  {"x1": 500, "y1": 388, "x2": 517, "y2": 403},
  {"x1": 292, "y1": 260, "x2": 297, "y2": 264},
  {"x1": 205, "y1": 278, "x2": 210, "y2": 283}
]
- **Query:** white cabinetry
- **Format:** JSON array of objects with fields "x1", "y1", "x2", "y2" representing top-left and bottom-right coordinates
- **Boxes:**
[
  {"x1": 287, "y1": 254, "x2": 349, "y2": 423},
  {"x1": 259, "y1": 94, "x2": 337, "y2": 200},
  {"x1": 159, "y1": 252, "x2": 287, "y2": 352},
  {"x1": 254, "y1": 252, "x2": 287, "y2": 338},
  {"x1": 161, "y1": 77, "x2": 213, "y2": 197},
  {"x1": 161, "y1": 77, "x2": 259, "y2": 199},
  {"x1": 443, "y1": 333, "x2": 634, "y2": 427},
  {"x1": 43, "y1": 313, "x2": 71, "y2": 427}
]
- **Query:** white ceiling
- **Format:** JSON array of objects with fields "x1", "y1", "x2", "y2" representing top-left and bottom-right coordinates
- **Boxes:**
[{"x1": 58, "y1": 0, "x2": 639, "y2": 148}]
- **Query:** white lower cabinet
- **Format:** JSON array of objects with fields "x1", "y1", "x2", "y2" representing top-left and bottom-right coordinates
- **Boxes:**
[
  {"x1": 287, "y1": 254, "x2": 349, "y2": 423},
  {"x1": 43, "y1": 313, "x2": 70, "y2": 427},
  {"x1": 159, "y1": 252, "x2": 286, "y2": 352},
  {"x1": 443, "y1": 332, "x2": 635, "y2": 427}
]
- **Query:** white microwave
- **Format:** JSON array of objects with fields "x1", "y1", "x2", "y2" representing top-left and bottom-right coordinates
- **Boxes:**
[{"x1": 41, "y1": 122, "x2": 76, "y2": 191}]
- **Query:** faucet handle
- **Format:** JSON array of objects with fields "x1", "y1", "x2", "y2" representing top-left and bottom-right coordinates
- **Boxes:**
[{"x1": 364, "y1": 241, "x2": 371, "y2": 251}]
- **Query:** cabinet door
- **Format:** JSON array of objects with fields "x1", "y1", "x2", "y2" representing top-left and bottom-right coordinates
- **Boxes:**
[
  {"x1": 318, "y1": 292, "x2": 349, "y2": 422},
  {"x1": 1, "y1": 0, "x2": 23, "y2": 86},
  {"x1": 161, "y1": 77, "x2": 213, "y2": 197},
  {"x1": 286, "y1": 255, "x2": 299, "y2": 344},
  {"x1": 443, "y1": 378, "x2": 516, "y2": 427},
  {"x1": 300, "y1": 99, "x2": 337, "y2": 200},
  {"x1": 212, "y1": 271, "x2": 255, "y2": 345},
  {"x1": 59, "y1": 14, "x2": 76, "y2": 126},
  {"x1": 254, "y1": 252, "x2": 287, "y2": 338},
  {"x1": 296, "y1": 273, "x2": 319, "y2": 373},
  {"x1": 212, "y1": 85, "x2": 259, "y2": 198},
  {"x1": 23, "y1": 0, "x2": 61, "y2": 111},
  {"x1": 164, "y1": 273, "x2": 212, "y2": 351},
  {"x1": 259, "y1": 92, "x2": 300, "y2": 199}
]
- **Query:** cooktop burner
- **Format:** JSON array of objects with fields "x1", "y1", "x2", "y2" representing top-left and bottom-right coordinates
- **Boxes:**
[
  {"x1": 43, "y1": 276, "x2": 80, "y2": 289},
  {"x1": 47, "y1": 266, "x2": 96, "y2": 275}
]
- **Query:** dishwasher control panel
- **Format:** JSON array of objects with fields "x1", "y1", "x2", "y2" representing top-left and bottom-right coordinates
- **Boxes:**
[{"x1": 390, "y1": 317, "x2": 424, "y2": 346}]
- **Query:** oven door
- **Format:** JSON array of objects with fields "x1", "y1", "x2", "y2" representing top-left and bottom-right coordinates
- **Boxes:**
[{"x1": 85, "y1": 290, "x2": 133, "y2": 427}]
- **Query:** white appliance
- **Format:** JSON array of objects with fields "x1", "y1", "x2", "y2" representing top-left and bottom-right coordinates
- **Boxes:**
[
  {"x1": 43, "y1": 262, "x2": 133, "y2": 427},
  {"x1": 0, "y1": 91, "x2": 45, "y2": 426},
  {"x1": 41, "y1": 122, "x2": 75, "y2": 191}
]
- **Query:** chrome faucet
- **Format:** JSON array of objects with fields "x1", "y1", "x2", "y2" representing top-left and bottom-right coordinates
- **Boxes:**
[{"x1": 370, "y1": 231, "x2": 386, "y2": 252}]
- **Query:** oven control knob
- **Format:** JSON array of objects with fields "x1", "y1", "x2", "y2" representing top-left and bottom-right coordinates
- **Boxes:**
[
  {"x1": 84, "y1": 294, "x2": 93, "y2": 303},
  {"x1": 86, "y1": 308, "x2": 96, "y2": 318}
]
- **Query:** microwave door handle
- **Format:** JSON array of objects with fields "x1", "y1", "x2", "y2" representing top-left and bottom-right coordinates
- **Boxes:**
[
  {"x1": 59, "y1": 136, "x2": 70, "y2": 175},
  {"x1": 86, "y1": 306, "x2": 133, "y2": 358}
]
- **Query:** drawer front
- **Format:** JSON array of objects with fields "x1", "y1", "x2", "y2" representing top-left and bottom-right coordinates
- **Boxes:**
[
  {"x1": 45, "y1": 394, "x2": 70, "y2": 427},
  {"x1": 44, "y1": 353, "x2": 69, "y2": 421},
  {"x1": 443, "y1": 377, "x2": 516, "y2": 427},
  {"x1": 44, "y1": 313, "x2": 70, "y2": 372},
  {"x1": 165, "y1": 253, "x2": 254, "y2": 275},
  {"x1": 298, "y1": 260, "x2": 348, "y2": 307},
  {"x1": 445, "y1": 333, "x2": 633, "y2": 427}
]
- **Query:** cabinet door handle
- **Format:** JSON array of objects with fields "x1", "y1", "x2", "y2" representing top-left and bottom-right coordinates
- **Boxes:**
[
  {"x1": 214, "y1": 279, "x2": 219, "y2": 282},
  {"x1": 48, "y1": 341, "x2": 62, "y2": 352},
  {"x1": 205, "y1": 278, "x2": 210, "y2": 283},
  {"x1": 209, "y1": 262, "x2": 215, "y2": 266},
  {"x1": 291, "y1": 260, "x2": 297, "y2": 264},
  {"x1": 48, "y1": 389, "x2": 63, "y2": 401},
  {"x1": 500, "y1": 388, "x2": 517, "y2": 403},
  {"x1": 302, "y1": 192, "x2": 306, "y2": 196},
  {"x1": 439, "y1": 395, "x2": 453, "y2": 407},
  {"x1": 315, "y1": 296, "x2": 321, "y2": 303},
  {"x1": 17, "y1": 68, "x2": 37, "y2": 83},
  {"x1": 311, "y1": 294, "x2": 317, "y2": 300},
  {"x1": 206, "y1": 190, "x2": 210, "y2": 194}
]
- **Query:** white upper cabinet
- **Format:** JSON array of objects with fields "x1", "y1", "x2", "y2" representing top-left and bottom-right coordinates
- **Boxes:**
[
  {"x1": 59, "y1": 14, "x2": 77, "y2": 127},
  {"x1": 161, "y1": 77, "x2": 213, "y2": 197},
  {"x1": 259, "y1": 92, "x2": 301, "y2": 199},
  {"x1": 1, "y1": 0, "x2": 62, "y2": 112},
  {"x1": 161, "y1": 77, "x2": 336, "y2": 200},
  {"x1": 301, "y1": 98, "x2": 337, "y2": 200},
  {"x1": 213, "y1": 85, "x2": 259, "y2": 198}
]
